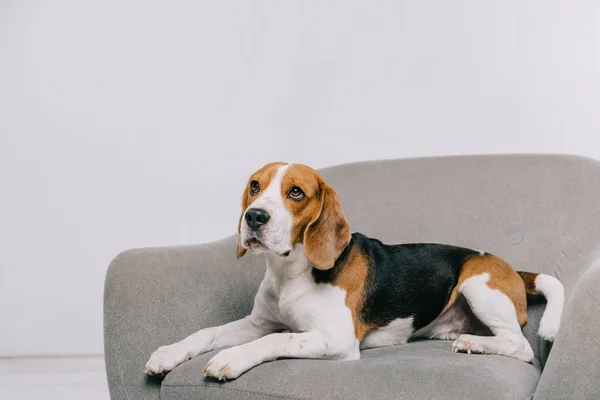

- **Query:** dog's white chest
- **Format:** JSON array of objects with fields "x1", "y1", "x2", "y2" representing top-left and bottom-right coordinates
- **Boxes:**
[{"x1": 262, "y1": 255, "x2": 355, "y2": 336}]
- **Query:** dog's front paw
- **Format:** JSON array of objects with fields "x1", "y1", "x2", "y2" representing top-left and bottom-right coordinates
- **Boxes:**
[
  {"x1": 203, "y1": 348, "x2": 255, "y2": 380},
  {"x1": 144, "y1": 343, "x2": 193, "y2": 376}
]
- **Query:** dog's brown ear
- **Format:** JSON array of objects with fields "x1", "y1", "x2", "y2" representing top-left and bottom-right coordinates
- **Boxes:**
[
  {"x1": 303, "y1": 184, "x2": 350, "y2": 270},
  {"x1": 236, "y1": 183, "x2": 249, "y2": 259},
  {"x1": 236, "y1": 243, "x2": 247, "y2": 259}
]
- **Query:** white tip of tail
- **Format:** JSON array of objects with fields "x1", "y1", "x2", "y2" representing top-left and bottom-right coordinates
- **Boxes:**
[{"x1": 535, "y1": 274, "x2": 565, "y2": 341}]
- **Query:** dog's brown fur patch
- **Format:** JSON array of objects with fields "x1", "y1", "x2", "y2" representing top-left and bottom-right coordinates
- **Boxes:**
[
  {"x1": 333, "y1": 247, "x2": 372, "y2": 339},
  {"x1": 517, "y1": 271, "x2": 539, "y2": 295},
  {"x1": 442, "y1": 254, "x2": 528, "y2": 327},
  {"x1": 281, "y1": 164, "x2": 324, "y2": 248},
  {"x1": 282, "y1": 164, "x2": 351, "y2": 270}
]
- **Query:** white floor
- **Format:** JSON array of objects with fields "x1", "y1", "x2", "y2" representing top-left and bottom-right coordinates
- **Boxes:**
[{"x1": 0, "y1": 356, "x2": 109, "y2": 400}]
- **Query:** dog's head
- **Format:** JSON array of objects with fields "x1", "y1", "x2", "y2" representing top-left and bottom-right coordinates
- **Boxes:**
[{"x1": 236, "y1": 162, "x2": 351, "y2": 270}]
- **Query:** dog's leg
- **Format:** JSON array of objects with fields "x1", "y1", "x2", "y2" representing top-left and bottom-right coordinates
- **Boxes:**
[
  {"x1": 144, "y1": 316, "x2": 277, "y2": 376},
  {"x1": 203, "y1": 331, "x2": 358, "y2": 380},
  {"x1": 451, "y1": 274, "x2": 534, "y2": 362}
]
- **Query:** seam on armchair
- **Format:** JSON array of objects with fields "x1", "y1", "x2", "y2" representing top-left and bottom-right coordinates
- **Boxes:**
[{"x1": 161, "y1": 383, "x2": 311, "y2": 400}]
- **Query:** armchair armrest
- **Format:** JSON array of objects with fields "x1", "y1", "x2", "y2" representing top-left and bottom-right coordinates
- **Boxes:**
[
  {"x1": 103, "y1": 235, "x2": 264, "y2": 400},
  {"x1": 534, "y1": 259, "x2": 600, "y2": 400}
]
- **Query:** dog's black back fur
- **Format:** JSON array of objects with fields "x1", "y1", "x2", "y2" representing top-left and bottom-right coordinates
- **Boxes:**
[{"x1": 313, "y1": 232, "x2": 480, "y2": 330}]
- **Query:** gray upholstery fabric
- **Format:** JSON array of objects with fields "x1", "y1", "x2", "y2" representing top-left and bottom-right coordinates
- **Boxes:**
[
  {"x1": 104, "y1": 237, "x2": 266, "y2": 400},
  {"x1": 104, "y1": 154, "x2": 600, "y2": 400},
  {"x1": 161, "y1": 341, "x2": 540, "y2": 400},
  {"x1": 534, "y1": 259, "x2": 600, "y2": 400}
]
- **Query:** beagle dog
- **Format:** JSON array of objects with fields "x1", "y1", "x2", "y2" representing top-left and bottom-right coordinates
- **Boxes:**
[{"x1": 145, "y1": 162, "x2": 565, "y2": 380}]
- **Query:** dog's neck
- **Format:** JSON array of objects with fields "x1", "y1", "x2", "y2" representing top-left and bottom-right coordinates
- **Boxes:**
[
  {"x1": 263, "y1": 236, "x2": 357, "y2": 284},
  {"x1": 264, "y1": 244, "x2": 311, "y2": 281}
]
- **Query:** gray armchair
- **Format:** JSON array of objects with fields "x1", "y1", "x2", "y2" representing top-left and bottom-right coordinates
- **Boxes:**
[{"x1": 104, "y1": 154, "x2": 600, "y2": 400}]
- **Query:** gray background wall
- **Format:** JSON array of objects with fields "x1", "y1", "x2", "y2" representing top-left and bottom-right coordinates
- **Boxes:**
[{"x1": 1, "y1": 0, "x2": 598, "y2": 356}]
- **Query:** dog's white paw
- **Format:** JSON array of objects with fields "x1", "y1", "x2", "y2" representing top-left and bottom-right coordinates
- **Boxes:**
[
  {"x1": 203, "y1": 348, "x2": 255, "y2": 381},
  {"x1": 452, "y1": 334, "x2": 485, "y2": 355},
  {"x1": 538, "y1": 322, "x2": 558, "y2": 342},
  {"x1": 144, "y1": 343, "x2": 193, "y2": 376}
]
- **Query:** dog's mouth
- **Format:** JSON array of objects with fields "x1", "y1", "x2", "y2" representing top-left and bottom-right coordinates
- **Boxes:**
[
  {"x1": 246, "y1": 238, "x2": 267, "y2": 251},
  {"x1": 245, "y1": 238, "x2": 290, "y2": 258}
]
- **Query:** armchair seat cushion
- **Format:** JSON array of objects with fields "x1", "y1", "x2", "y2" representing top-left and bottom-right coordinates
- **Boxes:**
[{"x1": 160, "y1": 341, "x2": 541, "y2": 400}]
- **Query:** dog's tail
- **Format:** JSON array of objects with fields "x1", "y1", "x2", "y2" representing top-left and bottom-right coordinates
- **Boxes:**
[{"x1": 517, "y1": 271, "x2": 565, "y2": 341}]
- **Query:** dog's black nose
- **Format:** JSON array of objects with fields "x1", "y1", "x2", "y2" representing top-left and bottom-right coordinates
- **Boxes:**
[{"x1": 245, "y1": 209, "x2": 270, "y2": 230}]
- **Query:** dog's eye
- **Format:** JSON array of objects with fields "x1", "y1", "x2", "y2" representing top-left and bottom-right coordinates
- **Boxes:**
[
  {"x1": 249, "y1": 180, "x2": 260, "y2": 195},
  {"x1": 288, "y1": 186, "x2": 304, "y2": 201}
]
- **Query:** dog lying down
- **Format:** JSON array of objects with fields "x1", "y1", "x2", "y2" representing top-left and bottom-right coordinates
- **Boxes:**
[{"x1": 145, "y1": 162, "x2": 564, "y2": 380}]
